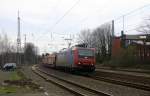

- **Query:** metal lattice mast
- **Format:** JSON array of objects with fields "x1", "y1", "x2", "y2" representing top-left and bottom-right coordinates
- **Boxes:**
[
  {"x1": 17, "y1": 11, "x2": 21, "y2": 66},
  {"x1": 24, "y1": 34, "x2": 26, "y2": 65}
]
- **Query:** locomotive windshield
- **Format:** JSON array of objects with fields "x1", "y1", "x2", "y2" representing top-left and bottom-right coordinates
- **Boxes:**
[{"x1": 78, "y1": 49, "x2": 94, "y2": 57}]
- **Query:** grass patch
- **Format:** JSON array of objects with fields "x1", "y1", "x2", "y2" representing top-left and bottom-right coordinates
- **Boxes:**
[
  {"x1": 17, "y1": 70, "x2": 27, "y2": 80},
  {"x1": 8, "y1": 70, "x2": 27, "y2": 81},
  {"x1": 9, "y1": 71, "x2": 22, "y2": 80},
  {"x1": 1, "y1": 69, "x2": 44, "y2": 95},
  {"x1": 0, "y1": 86, "x2": 17, "y2": 94}
]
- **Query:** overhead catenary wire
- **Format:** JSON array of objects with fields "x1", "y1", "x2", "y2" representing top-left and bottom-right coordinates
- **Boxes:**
[
  {"x1": 36, "y1": 0, "x2": 80, "y2": 40},
  {"x1": 114, "y1": 3, "x2": 150, "y2": 21},
  {"x1": 35, "y1": 0, "x2": 80, "y2": 53},
  {"x1": 19, "y1": 2, "x2": 150, "y2": 53},
  {"x1": 113, "y1": 3, "x2": 150, "y2": 35},
  {"x1": 30, "y1": 3, "x2": 150, "y2": 42},
  {"x1": 87, "y1": 3, "x2": 150, "y2": 33}
]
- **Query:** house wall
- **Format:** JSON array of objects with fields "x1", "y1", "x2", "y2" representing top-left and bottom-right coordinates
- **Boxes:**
[
  {"x1": 111, "y1": 37, "x2": 121, "y2": 57},
  {"x1": 111, "y1": 36, "x2": 150, "y2": 61}
]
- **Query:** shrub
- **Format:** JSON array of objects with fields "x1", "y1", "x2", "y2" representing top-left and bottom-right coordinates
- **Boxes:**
[{"x1": 109, "y1": 46, "x2": 138, "y2": 67}]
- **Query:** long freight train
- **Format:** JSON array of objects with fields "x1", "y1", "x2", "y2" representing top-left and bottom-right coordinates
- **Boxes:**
[{"x1": 41, "y1": 47, "x2": 96, "y2": 72}]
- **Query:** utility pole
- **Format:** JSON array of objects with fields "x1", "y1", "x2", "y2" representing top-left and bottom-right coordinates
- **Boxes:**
[
  {"x1": 51, "y1": 32, "x2": 52, "y2": 41},
  {"x1": 112, "y1": 20, "x2": 114, "y2": 37},
  {"x1": 122, "y1": 15, "x2": 125, "y2": 32},
  {"x1": 110, "y1": 20, "x2": 115, "y2": 57},
  {"x1": 1, "y1": 29, "x2": 4, "y2": 67},
  {"x1": 17, "y1": 11, "x2": 21, "y2": 66},
  {"x1": 64, "y1": 34, "x2": 72, "y2": 48},
  {"x1": 24, "y1": 34, "x2": 26, "y2": 65},
  {"x1": 24, "y1": 34, "x2": 26, "y2": 47}
]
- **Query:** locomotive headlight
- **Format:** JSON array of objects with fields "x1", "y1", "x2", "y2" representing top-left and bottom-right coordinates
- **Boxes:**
[{"x1": 78, "y1": 62, "x2": 81, "y2": 64}]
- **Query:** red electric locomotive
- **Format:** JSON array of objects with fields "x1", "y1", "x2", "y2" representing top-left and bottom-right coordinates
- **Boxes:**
[{"x1": 41, "y1": 46, "x2": 96, "y2": 72}]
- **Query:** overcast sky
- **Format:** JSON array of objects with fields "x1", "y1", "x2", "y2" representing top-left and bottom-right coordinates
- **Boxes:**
[{"x1": 0, "y1": 0, "x2": 150, "y2": 54}]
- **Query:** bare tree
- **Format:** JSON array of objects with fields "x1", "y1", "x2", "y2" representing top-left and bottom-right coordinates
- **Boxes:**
[
  {"x1": 137, "y1": 17, "x2": 150, "y2": 35},
  {"x1": 24, "y1": 43, "x2": 38, "y2": 64},
  {"x1": 77, "y1": 29, "x2": 92, "y2": 47},
  {"x1": 0, "y1": 33, "x2": 17, "y2": 66},
  {"x1": 77, "y1": 23, "x2": 113, "y2": 62}
]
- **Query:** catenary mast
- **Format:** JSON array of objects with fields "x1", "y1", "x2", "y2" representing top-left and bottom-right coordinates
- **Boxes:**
[{"x1": 17, "y1": 11, "x2": 21, "y2": 66}]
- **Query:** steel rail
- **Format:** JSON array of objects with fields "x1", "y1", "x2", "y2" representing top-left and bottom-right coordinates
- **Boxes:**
[
  {"x1": 32, "y1": 66, "x2": 111, "y2": 96},
  {"x1": 32, "y1": 68, "x2": 84, "y2": 96},
  {"x1": 89, "y1": 72, "x2": 150, "y2": 91}
]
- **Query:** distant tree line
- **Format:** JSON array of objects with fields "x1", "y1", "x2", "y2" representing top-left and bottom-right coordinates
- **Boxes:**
[{"x1": 0, "y1": 33, "x2": 39, "y2": 67}]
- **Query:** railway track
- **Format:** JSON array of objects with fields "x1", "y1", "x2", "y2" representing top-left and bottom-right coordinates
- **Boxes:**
[
  {"x1": 88, "y1": 70, "x2": 150, "y2": 91},
  {"x1": 96, "y1": 67, "x2": 150, "y2": 74},
  {"x1": 32, "y1": 66, "x2": 111, "y2": 96}
]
